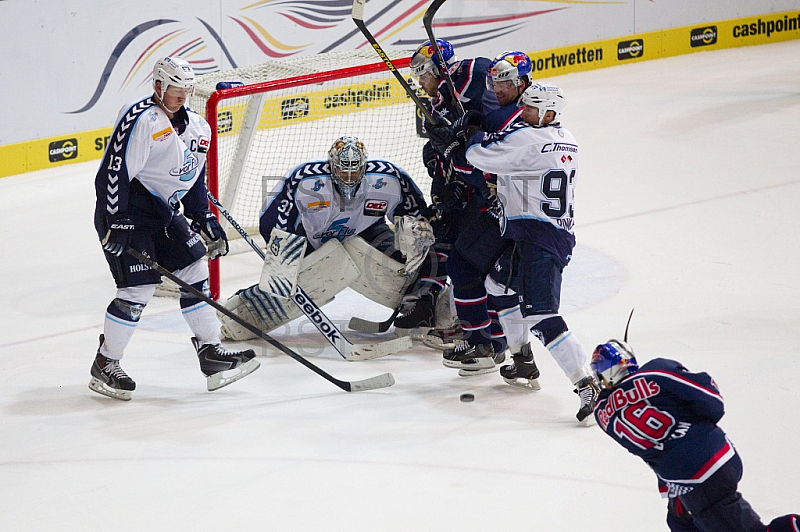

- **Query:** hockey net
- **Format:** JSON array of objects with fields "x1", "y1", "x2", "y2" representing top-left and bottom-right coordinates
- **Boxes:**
[{"x1": 184, "y1": 49, "x2": 430, "y2": 300}]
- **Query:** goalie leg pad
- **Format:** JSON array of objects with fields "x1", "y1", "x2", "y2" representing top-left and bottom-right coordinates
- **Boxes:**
[
  {"x1": 219, "y1": 239, "x2": 360, "y2": 340},
  {"x1": 344, "y1": 236, "x2": 413, "y2": 309}
]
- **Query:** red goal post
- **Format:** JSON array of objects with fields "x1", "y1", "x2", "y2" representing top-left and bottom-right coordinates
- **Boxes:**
[{"x1": 191, "y1": 51, "x2": 431, "y2": 300}]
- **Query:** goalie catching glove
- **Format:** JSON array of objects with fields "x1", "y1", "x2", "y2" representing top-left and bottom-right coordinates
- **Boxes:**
[
  {"x1": 394, "y1": 215, "x2": 435, "y2": 275},
  {"x1": 189, "y1": 210, "x2": 229, "y2": 259}
]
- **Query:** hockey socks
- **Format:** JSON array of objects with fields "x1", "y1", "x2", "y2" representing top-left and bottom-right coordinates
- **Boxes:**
[{"x1": 180, "y1": 280, "x2": 221, "y2": 345}]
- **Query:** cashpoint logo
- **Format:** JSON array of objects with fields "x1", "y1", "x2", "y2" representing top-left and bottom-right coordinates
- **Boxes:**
[
  {"x1": 617, "y1": 39, "x2": 644, "y2": 60},
  {"x1": 49, "y1": 139, "x2": 78, "y2": 162},
  {"x1": 691, "y1": 26, "x2": 718, "y2": 47},
  {"x1": 281, "y1": 97, "x2": 310, "y2": 120}
]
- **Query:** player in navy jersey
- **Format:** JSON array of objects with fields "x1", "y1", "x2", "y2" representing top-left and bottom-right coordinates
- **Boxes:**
[
  {"x1": 591, "y1": 340, "x2": 799, "y2": 532},
  {"x1": 219, "y1": 136, "x2": 441, "y2": 340},
  {"x1": 410, "y1": 40, "x2": 513, "y2": 369},
  {"x1": 90, "y1": 57, "x2": 259, "y2": 400},
  {"x1": 434, "y1": 82, "x2": 599, "y2": 422}
]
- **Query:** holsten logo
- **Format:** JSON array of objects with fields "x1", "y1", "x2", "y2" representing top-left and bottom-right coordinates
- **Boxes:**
[
  {"x1": 617, "y1": 39, "x2": 644, "y2": 60},
  {"x1": 691, "y1": 26, "x2": 718, "y2": 47},
  {"x1": 49, "y1": 138, "x2": 78, "y2": 162},
  {"x1": 281, "y1": 97, "x2": 310, "y2": 120}
]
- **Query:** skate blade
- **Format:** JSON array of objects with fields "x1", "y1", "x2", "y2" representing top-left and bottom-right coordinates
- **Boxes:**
[
  {"x1": 577, "y1": 412, "x2": 597, "y2": 426},
  {"x1": 458, "y1": 365, "x2": 500, "y2": 377},
  {"x1": 442, "y1": 357, "x2": 495, "y2": 370},
  {"x1": 88, "y1": 378, "x2": 133, "y2": 401},
  {"x1": 207, "y1": 358, "x2": 261, "y2": 391},
  {"x1": 502, "y1": 376, "x2": 542, "y2": 391}
]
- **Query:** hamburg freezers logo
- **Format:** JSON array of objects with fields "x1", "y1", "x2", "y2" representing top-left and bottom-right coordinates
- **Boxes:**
[
  {"x1": 364, "y1": 199, "x2": 388, "y2": 217},
  {"x1": 617, "y1": 39, "x2": 644, "y2": 60},
  {"x1": 690, "y1": 26, "x2": 718, "y2": 47}
]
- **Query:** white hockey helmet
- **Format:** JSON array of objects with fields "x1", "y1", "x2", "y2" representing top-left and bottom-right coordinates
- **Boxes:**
[
  {"x1": 486, "y1": 51, "x2": 532, "y2": 90},
  {"x1": 410, "y1": 39, "x2": 457, "y2": 79},
  {"x1": 152, "y1": 56, "x2": 195, "y2": 96},
  {"x1": 519, "y1": 82, "x2": 566, "y2": 125},
  {"x1": 328, "y1": 136, "x2": 367, "y2": 201}
]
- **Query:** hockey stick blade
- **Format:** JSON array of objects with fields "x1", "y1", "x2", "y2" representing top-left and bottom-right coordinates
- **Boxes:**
[
  {"x1": 125, "y1": 247, "x2": 394, "y2": 392},
  {"x1": 346, "y1": 335, "x2": 412, "y2": 361},
  {"x1": 348, "y1": 306, "x2": 401, "y2": 334}
]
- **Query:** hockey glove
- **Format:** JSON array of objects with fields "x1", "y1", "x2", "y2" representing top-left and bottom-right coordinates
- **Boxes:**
[
  {"x1": 434, "y1": 179, "x2": 468, "y2": 213},
  {"x1": 189, "y1": 210, "x2": 229, "y2": 258},
  {"x1": 486, "y1": 193, "x2": 504, "y2": 222},
  {"x1": 422, "y1": 141, "x2": 441, "y2": 178},
  {"x1": 101, "y1": 217, "x2": 135, "y2": 257}
]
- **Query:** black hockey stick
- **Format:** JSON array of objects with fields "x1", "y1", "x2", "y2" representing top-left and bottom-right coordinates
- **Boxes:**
[
  {"x1": 422, "y1": 0, "x2": 464, "y2": 116},
  {"x1": 206, "y1": 192, "x2": 411, "y2": 359},
  {"x1": 351, "y1": 0, "x2": 435, "y2": 124},
  {"x1": 125, "y1": 247, "x2": 395, "y2": 392}
]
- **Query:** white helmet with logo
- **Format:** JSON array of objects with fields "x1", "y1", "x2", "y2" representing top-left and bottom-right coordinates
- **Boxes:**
[
  {"x1": 152, "y1": 56, "x2": 195, "y2": 96},
  {"x1": 519, "y1": 82, "x2": 566, "y2": 125}
]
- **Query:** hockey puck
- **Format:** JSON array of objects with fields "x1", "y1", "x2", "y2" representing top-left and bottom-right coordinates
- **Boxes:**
[{"x1": 459, "y1": 393, "x2": 475, "y2": 402}]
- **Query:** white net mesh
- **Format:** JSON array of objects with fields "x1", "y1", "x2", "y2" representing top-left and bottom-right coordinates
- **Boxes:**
[{"x1": 189, "y1": 49, "x2": 431, "y2": 240}]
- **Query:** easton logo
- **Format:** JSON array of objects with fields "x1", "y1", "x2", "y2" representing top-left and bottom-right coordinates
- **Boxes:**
[
  {"x1": 281, "y1": 97, "x2": 310, "y2": 120},
  {"x1": 617, "y1": 39, "x2": 644, "y2": 60},
  {"x1": 49, "y1": 138, "x2": 78, "y2": 162},
  {"x1": 690, "y1": 26, "x2": 718, "y2": 47}
]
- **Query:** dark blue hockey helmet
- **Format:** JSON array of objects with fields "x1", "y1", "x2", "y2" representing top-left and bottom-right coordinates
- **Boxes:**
[
  {"x1": 591, "y1": 340, "x2": 639, "y2": 390},
  {"x1": 410, "y1": 39, "x2": 456, "y2": 79}
]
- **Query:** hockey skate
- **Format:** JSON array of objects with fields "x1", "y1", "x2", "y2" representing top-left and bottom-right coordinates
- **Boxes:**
[
  {"x1": 574, "y1": 376, "x2": 600, "y2": 424},
  {"x1": 192, "y1": 337, "x2": 260, "y2": 391},
  {"x1": 88, "y1": 334, "x2": 136, "y2": 401},
  {"x1": 457, "y1": 346, "x2": 506, "y2": 377},
  {"x1": 442, "y1": 341, "x2": 495, "y2": 371},
  {"x1": 393, "y1": 292, "x2": 436, "y2": 331},
  {"x1": 499, "y1": 343, "x2": 541, "y2": 390}
]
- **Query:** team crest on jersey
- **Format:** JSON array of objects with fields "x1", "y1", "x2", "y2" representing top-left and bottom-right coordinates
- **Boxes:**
[
  {"x1": 364, "y1": 199, "x2": 388, "y2": 217},
  {"x1": 314, "y1": 218, "x2": 355, "y2": 242},
  {"x1": 307, "y1": 200, "x2": 330, "y2": 211},
  {"x1": 170, "y1": 150, "x2": 198, "y2": 182},
  {"x1": 152, "y1": 127, "x2": 172, "y2": 142},
  {"x1": 373, "y1": 178, "x2": 386, "y2": 189},
  {"x1": 312, "y1": 179, "x2": 324, "y2": 192}
]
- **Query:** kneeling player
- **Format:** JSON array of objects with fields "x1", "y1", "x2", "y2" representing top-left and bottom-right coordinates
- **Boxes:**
[{"x1": 219, "y1": 136, "x2": 443, "y2": 340}]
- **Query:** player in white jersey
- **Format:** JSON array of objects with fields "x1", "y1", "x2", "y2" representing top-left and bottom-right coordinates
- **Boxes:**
[
  {"x1": 219, "y1": 136, "x2": 442, "y2": 339},
  {"x1": 91, "y1": 57, "x2": 259, "y2": 401},
  {"x1": 459, "y1": 82, "x2": 600, "y2": 423}
]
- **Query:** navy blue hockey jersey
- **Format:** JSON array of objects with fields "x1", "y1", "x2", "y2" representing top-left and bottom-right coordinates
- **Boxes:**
[{"x1": 593, "y1": 358, "x2": 736, "y2": 498}]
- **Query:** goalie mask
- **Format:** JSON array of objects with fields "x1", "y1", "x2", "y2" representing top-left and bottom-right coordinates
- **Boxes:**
[
  {"x1": 519, "y1": 82, "x2": 566, "y2": 126},
  {"x1": 486, "y1": 51, "x2": 532, "y2": 90},
  {"x1": 590, "y1": 340, "x2": 639, "y2": 390},
  {"x1": 410, "y1": 39, "x2": 456, "y2": 80},
  {"x1": 328, "y1": 136, "x2": 367, "y2": 202}
]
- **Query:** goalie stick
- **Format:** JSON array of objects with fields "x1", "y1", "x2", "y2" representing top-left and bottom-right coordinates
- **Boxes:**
[
  {"x1": 351, "y1": 0, "x2": 435, "y2": 124},
  {"x1": 207, "y1": 192, "x2": 411, "y2": 361},
  {"x1": 125, "y1": 247, "x2": 395, "y2": 392},
  {"x1": 422, "y1": 0, "x2": 465, "y2": 117}
]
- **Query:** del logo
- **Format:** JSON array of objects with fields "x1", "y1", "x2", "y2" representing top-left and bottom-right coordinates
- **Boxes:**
[
  {"x1": 197, "y1": 137, "x2": 210, "y2": 153},
  {"x1": 690, "y1": 26, "x2": 717, "y2": 47},
  {"x1": 281, "y1": 97, "x2": 310, "y2": 120},
  {"x1": 617, "y1": 39, "x2": 644, "y2": 60},
  {"x1": 364, "y1": 199, "x2": 388, "y2": 216},
  {"x1": 48, "y1": 138, "x2": 78, "y2": 162}
]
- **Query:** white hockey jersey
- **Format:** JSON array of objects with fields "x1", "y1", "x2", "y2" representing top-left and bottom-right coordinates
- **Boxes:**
[
  {"x1": 465, "y1": 121, "x2": 578, "y2": 264},
  {"x1": 259, "y1": 159, "x2": 426, "y2": 250},
  {"x1": 94, "y1": 96, "x2": 212, "y2": 223}
]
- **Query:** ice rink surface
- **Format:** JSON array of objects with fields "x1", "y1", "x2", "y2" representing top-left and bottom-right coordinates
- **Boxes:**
[{"x1": 2, "y1": 40, "x2": 799, "y2": 530}]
